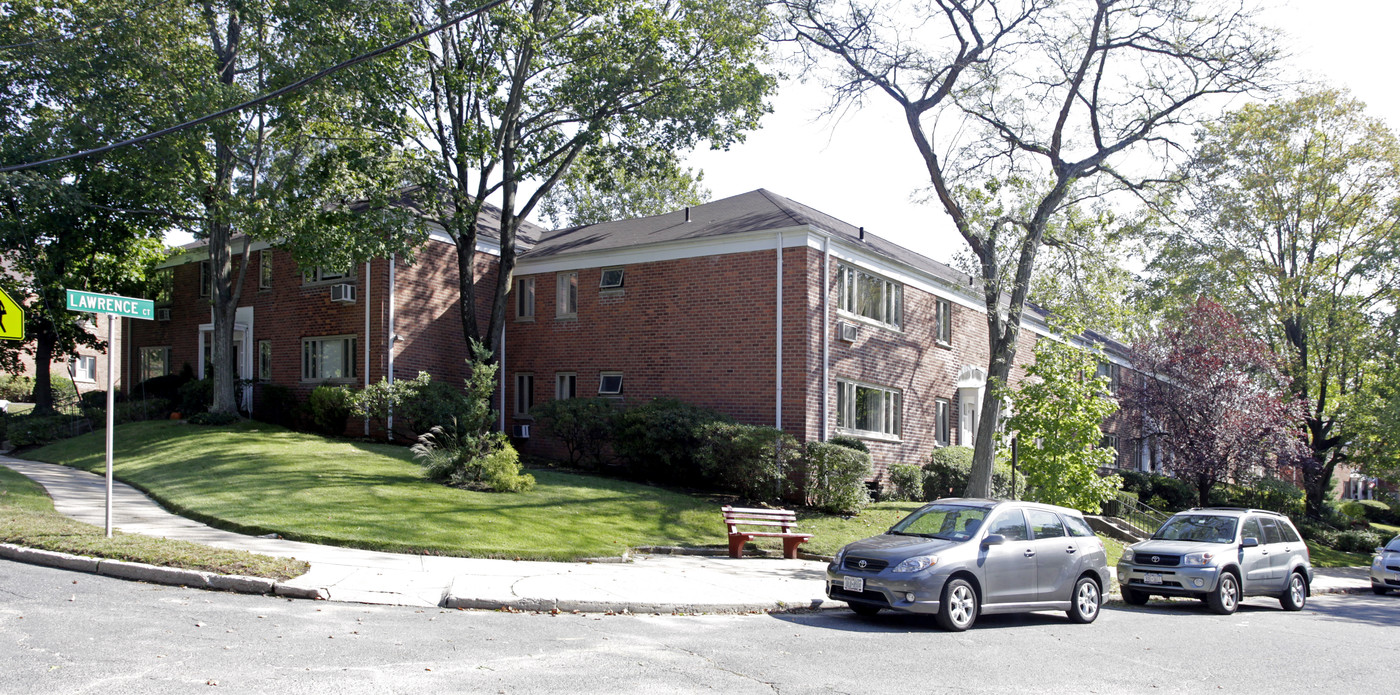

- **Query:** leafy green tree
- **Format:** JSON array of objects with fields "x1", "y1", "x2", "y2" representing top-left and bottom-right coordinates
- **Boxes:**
[
  {"x1": 395, "y1": 0, "x2": 774, "y2": 359},
  {"x1": 1143, "y1": 88, "x2": 1400, "y2": 516},
  {"x1": 539, "y1": 146, "x2": 710, "y2": 227},
  {"x1": 1000, "y1": 330, "x2": 1121, "y2": 513},
  {"x1": 780, "y1": 0, "x2": 1280, "y2": 497}
]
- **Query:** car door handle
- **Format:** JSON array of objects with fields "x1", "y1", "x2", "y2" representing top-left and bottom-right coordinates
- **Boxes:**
[
  {"x1": 1023, "y1": 549, "x2": 1036, "y2": 557},
  {"x1": 1260, "y1": 549, "x2": 1269, "y2": 555},
  {"x1": 1066, "y1": 545, "x2": 1078, "y2": 554}
]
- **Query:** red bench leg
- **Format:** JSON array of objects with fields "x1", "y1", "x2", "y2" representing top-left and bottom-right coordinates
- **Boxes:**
[
  {"x1": 782, "y1": 537, "x2": 805, "y2": 559},
  {"x1": 729, "y1": 534, "x2": 749, "y2": 558}
]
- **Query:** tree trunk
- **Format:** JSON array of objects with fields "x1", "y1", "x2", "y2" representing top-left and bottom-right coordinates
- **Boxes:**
[{"x1": 31, "y1": 325, "x2": 58, "y2": 416}]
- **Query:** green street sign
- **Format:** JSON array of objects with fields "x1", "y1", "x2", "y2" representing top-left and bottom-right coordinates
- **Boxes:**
[
  {"x1": 0, "y1": 286, "x2": 24, "y2": 341},
  {"x1": 65, "y1": 289, "x2": 154, "y2": 320}
]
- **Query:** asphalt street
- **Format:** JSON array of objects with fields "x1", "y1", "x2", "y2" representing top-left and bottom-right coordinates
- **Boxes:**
[{"x1": 2, "y1": 559, "x2": 1396, "y2": 694}]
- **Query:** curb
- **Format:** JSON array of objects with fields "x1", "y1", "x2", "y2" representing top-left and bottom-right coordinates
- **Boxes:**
[{"x1": 0, "y1": 543, "x2": 327, "y2": 600}]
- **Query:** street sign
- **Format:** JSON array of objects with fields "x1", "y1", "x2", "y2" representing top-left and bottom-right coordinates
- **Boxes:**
[
  {"x1": 65, "y1": 289, "x2": 154, "y2": 320},
  {"x1": 0, "y1": 286, "x2": 23, "y2": 341}
]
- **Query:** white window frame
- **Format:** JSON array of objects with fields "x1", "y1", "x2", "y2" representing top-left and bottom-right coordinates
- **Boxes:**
[
  {"x1": 935, "y1": 298, "x2": 953, "y2": 345},
  {"x1": 140, "y1": 346, "x2": 171, "y2": 382},
  {"x1": 935, "y1": 398, "x2": 951, "y2": 447},
  {"x1": 599, "y1": 267, "x2": 625, "y2": 289},
  {"x1": 515, "y1": 373, "x2": 535, "y2": 417},
  {"x1": 302, "y1": 267, "x2": 354, "y2": 285},
  {"x1": 557, "y1": 271, "x2": 578, "y2": 318},
  {"x1": 301, "y1": 335, "x2": 358, "y2": 382},
  {"x1": 516, "y1": 277, "x2": 535, "y2": 320},
  {"x1": 71, "y1": 355, "x2": 97, "y2": 383},
  {"x1": 556, "y1": 372, "x2": 576, "y2": 399},
  {"x1": 598, "y1": 372, "x2": 623, "y2": 396},
  {"x1": 259, "y1": 250, "x2": 273, "y2": 290},
  {"x1": 835, "y1": 379, "x2": 902, "y2": 440},
  {"x1": 837, "y1": 264, "x2": 903, "y2": 330},
  {"x1": 258, "y1": 340, "x2": 272, "y2": 381}
]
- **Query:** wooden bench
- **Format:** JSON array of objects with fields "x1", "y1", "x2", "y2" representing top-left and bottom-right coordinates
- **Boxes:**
[{"x1": 722, "y1": 506, "x2": 813, "y2": 559}]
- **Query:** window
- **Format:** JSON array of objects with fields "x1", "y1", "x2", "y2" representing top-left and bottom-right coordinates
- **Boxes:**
[
  {"x1": 301, "y1": 335, "x2": 357, "y2": 381},
  {"x1": 199, "y1": 261, "x2": 212, "y2": 297},
  {"x1": 1241, "y1": 517, "x2": 1262, "y2": 544},
  {"x1": 258, "y1": 340, "x2": 272, "y2": 381},
  {"x1": 1097, "y1": 361, "x2": 1121, "y2": 395},
  {"x1": 935, "y1": 298, "x2": 952, "y2": 344},
  {"x1": 556, "y1": 271, "x2": 578, "y2": 317},
  {"x1": 556, "y1": 372, "x2": 576, "y2": 399},
  {"x1": 935, "y1": 398, "x2": 951, "y2": 446},
  {"x1": 140, "y1": 347, "x2": 171, "y2": 382},
  {"x1": 837, "y1": 264, "x2": 902, "y2": 329},
  {"x1": 71, "y1": 356, "x2": 97, "y2": 382},
  {"x1": 598, "y1": 372, "x2": 623, "y2": 396},
  {"x1": 1259, "y1": 517, "x2": 1284, "y2": 545},
  {"x1": 1026, "y1": 509, "x2": 1066, "y2": 538},
  {"x1": 303, "y1": 267, "x2": 352, "y2": 284},
  {"x1": 599, "y1": 267, "x2": 624, "y2": 289},
  {"x1": 1100, "y1": 434, "x2": 1119, "y2": 459},
  {"x1": 835, "y1": 379, "x2": 902, "y2": 438},
  {"x1": 515, "y1": 373, "x2": 534, "y2": 416},
  {"x1": 259, "y1": 250, "x2": 273, "y2": 289},
  {"x1": 1064, "y1": 515, "x2": 1096, "y2": 538},
  {"x1": 985, "y1": 509, "x2": 1029, "y2": 542},
  {"x1": 153, "y1": 270, "x2": 173, "y2": 305},
  {"x1": 516, "y1": 277, "x2": 535, "y2": 320}
]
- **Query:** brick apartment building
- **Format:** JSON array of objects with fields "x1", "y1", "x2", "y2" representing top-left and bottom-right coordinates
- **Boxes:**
[{"x1": 117, "y1": 189, "x2": 1146, "y2": 484}]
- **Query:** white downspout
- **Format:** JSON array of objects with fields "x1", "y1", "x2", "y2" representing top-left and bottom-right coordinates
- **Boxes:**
[
  {"x1": 387, "y1": 253, "x2": 397, "y2": 440},
  {"x1": 775, "y1": 231, "x2": 783, "y2": 430},
  {"x1": 821, "y1": 235, "x2": 830, "y2": 441},
  {"x1": 363, "y1": 260, "x2": 371, "y2": 436}
]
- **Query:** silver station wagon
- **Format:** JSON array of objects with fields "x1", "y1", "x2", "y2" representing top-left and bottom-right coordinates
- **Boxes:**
[
  {"x1": 826, "y1": 499, "x2": 1111, "y2": 631},
  {"x1": 1372, "y1": 535, "x2": 1400, "y2": 595}
]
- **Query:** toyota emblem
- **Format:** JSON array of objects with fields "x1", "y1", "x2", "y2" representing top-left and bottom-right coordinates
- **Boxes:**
[
  {"x1": 1151, "y1": 555, "x2": 1160, "y2": 563},
  {"x1": 857, "y1": 559, "x2": 868, "y2": 569}
]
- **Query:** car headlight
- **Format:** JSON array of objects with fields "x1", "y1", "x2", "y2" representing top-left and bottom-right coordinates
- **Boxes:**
[
  {"x1": 833, "y1": 546, "x2": 848, "y2": 566},
  {"x1": 892, "y1": 555, "x2": 938, "y2": 573},
  {"x1": 1121, "y1": 549, "x2": 1134, "y2": 564},
  {"x1": 1182, "y1": 552, "x2": 1215, "y2": 566},
  {"x1": 1375, "y1": 554, "x2": 1385, "y2": 567}
]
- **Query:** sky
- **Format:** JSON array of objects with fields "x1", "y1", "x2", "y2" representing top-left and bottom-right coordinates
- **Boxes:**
[{"x1": 681, "y1": 0, "x2": 1400, "y2": 267}]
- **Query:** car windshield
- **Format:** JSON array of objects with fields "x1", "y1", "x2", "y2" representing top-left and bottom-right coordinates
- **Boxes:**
[
  {"x1": 1152, "y1": 515, "x2": 1238, "y2": 544},
  {"x1": 1387, "y1": 537, "x2": 1400, "y2": 552},
  {"x1": 890, "y1": 504, "x2": 989, "y2": 541}
]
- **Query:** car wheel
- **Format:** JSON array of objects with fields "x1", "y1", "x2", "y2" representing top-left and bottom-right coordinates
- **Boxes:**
[
  {"x1": 1280, "y1": 572, "x2": 1307, "y2": 611},
  {"x1": 1207, "y1": 572, "x2": 1239, "y2": 615},
  {"x1": 1372, "y1": 584, "x2": 1390, "y2": 596},
  {"x1": 849, "y1": 602, "x2": 881, "y2": 617},
  {"x1": 1067, "y1": 577, "x2": 1101, "y2": 624},
  {"x1": 935, "y1": 578, "x2": 979, "y2": 632},
  {"x1": 1120, "y1": 586, "x2": 1150, "y2": 606}
]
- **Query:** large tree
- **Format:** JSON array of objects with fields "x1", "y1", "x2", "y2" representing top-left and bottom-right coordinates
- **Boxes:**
[
  {"x1": 1129, "y1": 297, "x2": 1307, "y2": 507},
  {"x1": 539, "y1": 146, "x2": 710, "y2": 228},
  {"x1": 780, "y1": 0, "x2": 1279, "y2": 496},
  {"x1": 395, "y1": 0, "x2": 773, "y2": 358},
  {"x1": 1144, "y1": 88, "x2": 1400, "y2": 516}
]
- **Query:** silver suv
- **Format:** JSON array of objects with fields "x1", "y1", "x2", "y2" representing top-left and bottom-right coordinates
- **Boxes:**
[
  {"x1": 1117, "y1": 508, "x2": 1313, "y2": 614},
  {"x1": 826, "y1": 499, "x2": 1111, "y2": 631}
]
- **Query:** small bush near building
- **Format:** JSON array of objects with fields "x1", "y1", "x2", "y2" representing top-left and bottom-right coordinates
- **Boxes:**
[
  {"x1": 307, "y1": 385, "x2": 354, "y2": 436},
  {"x1": 411, "y1": 423, "x2": 534, "y2": 492},
  {"x1": 0, "y1": 375, "x2": 35, "y2": 402},
  {"x1": 189, "y1": 411, "x2": 240, "y2": 426},
  {"x1": 1243, "y1": 477, "x2": 1306, "y2": 518},
  {"x1": 6, "y1": 415, "x2": 85, "y2": 448},
  {"x1": 827, "y1": 435, "x2": 869, "y2": 453},
  {"x1": 886, "y1": 463, "x2": 923, "y2": 502},
  {"x1": 253, "y1": 384, "x2": 299, "y2": 427},
  {"x1": 130, "y1": 373, "x2": 191, "y2": 402},
  {"x1": 78, "y1": 390, "x2": 125, "y2": 409},
  {"x1": 355, "y1": 371, "x2": 473, "y2": 439},
  {"x1": 177, "y1": 379, "x2": 213, "y2": 416},
  {"x1": 1338, "y1": 500, "x2": 1369, "y2": 524},
  {"x1": 694, "y1": 423, "x2": 800, "y2": 502},
  {"x1": 613, "y1": 398, "x2": 731, "y2": 485},
  {"x1": 801, "y1": 441, "x2": 872, "y2": 514},
  {"x1": 922, "y1": 446, "x2": 1014, "y2": 500},
  {"x1": 1335, "y1": 528, "x2": 1387, "y2": 553},
  {"x1": 1118, "y1": 470, "x2": 1197, "y2": 511},
  {"x1": 530, "y1": 397, "x2": 618, "y2": 469},
  {"x1": 1356, "y1": 499, "x2": 1397, "y2": 525}
]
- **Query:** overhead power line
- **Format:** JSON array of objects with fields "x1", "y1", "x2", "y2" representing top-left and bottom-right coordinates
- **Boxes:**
[{"x1": 0, "y1": 0, "x2": 509, "y2": 173}]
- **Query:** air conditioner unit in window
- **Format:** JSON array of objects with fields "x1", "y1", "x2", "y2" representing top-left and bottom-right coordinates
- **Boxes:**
[
  {"x1": 330, "y1": 283, "x2": 356, "y2": 303},
  {"x1": 838, "y1": 321, "x2": 858, "y2": 342},
  {"x1": 511, "y1": 424, "x2": 530, "y2": 439},
  {"x1": 156, "y1": 307, "x2": 171, "y2": 321}
]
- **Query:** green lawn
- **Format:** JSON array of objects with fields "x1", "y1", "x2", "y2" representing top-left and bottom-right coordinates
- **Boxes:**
[
  {"x1": 0, "y1": 464, "x2": 307, "y2": 579},
  {"x1": 1306, "y1": 540, "x2": 1370, "y2": 568}
]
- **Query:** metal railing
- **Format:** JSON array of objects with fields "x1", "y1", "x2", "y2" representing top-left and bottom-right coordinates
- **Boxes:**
[{"x1": 1102, "y1": 491, "x2": 1170, "y2": 537}]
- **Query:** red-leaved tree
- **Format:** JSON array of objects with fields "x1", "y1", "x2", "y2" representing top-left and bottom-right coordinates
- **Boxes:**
[{"x1": 1129, "y1": 298, "x2": 1308, "y2": 506}]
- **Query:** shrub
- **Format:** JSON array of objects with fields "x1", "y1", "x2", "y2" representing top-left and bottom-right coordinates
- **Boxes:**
[
  {"x1": 411, "y1": 422, "x2": 533, "y2": 492},
  {"x1": 887, "y1": 463, "x2": 923, "y2": 502},
  {"x1": 476, "y1": 444, "x2": 536, "y2": 493},
  {"x1": 6, "y1": 415, "x2": 84, "y2": 448},
  {"x1": 0, "y1": 375, "x2": 35, "y2": 402},
  {"x1": 1239, "y1": 477, "x2": 1306, "y2": 518},
  {"x1": 78, "y1": 389, "x2": 124, "y2": 409},
  {"x1": 307, "y1": 385, "x2": 354, "y2": 436},
  {"x1": 0, "y1": 412, "x2": 8, "y2": 444},
  {"x1": 1296, "y1": 521, "x2": 1339, "y2": 548},
  {"x1": 1339, "y1": 500, "x2": 1368, "y2": 523},
  {"x1": 529, "y1": 397, "x2": 618, "y2": 469},
  {"x1": 921, "y1": 446, "x2": 1014, "y2": 500},
  {"x1": 357, "y1": 371, "x2": 474, "y2": 439},
  {"x1": 113, "y1": 398, "x2": 173, "y2": 424},
  {"x1": 130, "y1": 373, "x2": 191, "y2": 402},
  {"x1": 827, "y1": 435, "x2": 869, "y2": 453},
  {"x1": 801, "y1": 441, "x2": 872, "y2": 514},
  {"x1": 189, "y1": 411, "x2": 240, "y2": 426},
  {"x1": 1357, "y1": 499, "x2": 1397, "y2": 525},
  {"x1": 1336, "y1": 528, "x2": 1387, "y2": 554},
  {"x1": 177, "y1": 379, "x2": 213, "y2": 415},
  {"x1": 694, "y1": 422, "x2": 800, "y2": 501},
  {"x1": 1120, "y1": 473, "x2": 1196, "y2": 511},
  {"x1": 612, "y1": 398, "x2": 732, "y2": 485},
  {"x1": 253, "y1": 384, "x2": 299, "y2": 427}
]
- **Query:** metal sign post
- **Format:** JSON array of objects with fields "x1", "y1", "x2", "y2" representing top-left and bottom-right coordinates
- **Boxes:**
[{"x1": 65, "y1": 289, "x2": 155, "y2": 538}]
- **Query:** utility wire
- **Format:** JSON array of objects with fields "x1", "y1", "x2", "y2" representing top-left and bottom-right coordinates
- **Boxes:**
[{"x1": 0, "y1": 0, "x2": 508, "y2": 173}]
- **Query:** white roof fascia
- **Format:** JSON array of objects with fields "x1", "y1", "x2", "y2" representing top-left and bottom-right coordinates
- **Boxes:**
[{"x1": 514, "y1": 226, "x2": 811, "y2": 275}]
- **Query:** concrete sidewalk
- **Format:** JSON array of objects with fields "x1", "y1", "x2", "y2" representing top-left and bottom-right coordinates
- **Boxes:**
[
  {"x1": 0, "y1": 457, "x2": 835, "y2": 612},
  {"x1": 0, "y1": 456, "x2": 1372, "y2": 611}
]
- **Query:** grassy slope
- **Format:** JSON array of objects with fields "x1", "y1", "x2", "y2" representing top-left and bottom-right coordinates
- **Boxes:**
[
  {"x1": 0, "y1": 465, "x2": 306, "y2": 579},
  {"x1": 29, "y1": 421, "x2": 731, "y2": 561}
]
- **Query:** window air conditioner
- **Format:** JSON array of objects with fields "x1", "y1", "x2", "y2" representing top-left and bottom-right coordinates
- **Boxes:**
[
  {"x1": 156, "y1": 307, "x2": 171, "y2": 321},
  {"x1": 838, "y1": 322, "x2": 858, "y2": 342},
  {"x1": 330, "y1": 283, "x2": 356, "y2": 303},
  {"x1": 511, "y1": 424, "x2": 530, "y2": 439}
]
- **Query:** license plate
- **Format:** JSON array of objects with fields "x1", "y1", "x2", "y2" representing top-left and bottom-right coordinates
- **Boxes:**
[
  {"x1": 1144, "y1": 573, "x2": 1163, "y2": 585},
  {"x1": 843, "y1": 576, "x2": 865, "y2": 592}
]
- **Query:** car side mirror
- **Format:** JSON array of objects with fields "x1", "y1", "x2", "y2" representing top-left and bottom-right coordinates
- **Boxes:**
[
  {"x1": 982, "y1": 534, "x2": 1006, "y2": 547},
  {"x1": 1377, "y1": 547, "x2": 1385, "y2": 554},
  {"x1": 1240, "y1": 537, "x2": 1259, "y2": 548}
]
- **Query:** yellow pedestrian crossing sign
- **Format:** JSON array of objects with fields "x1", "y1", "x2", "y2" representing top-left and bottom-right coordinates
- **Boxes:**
[{"x1": 0, "y1": 286, "x2": 24, "y2": 341}]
